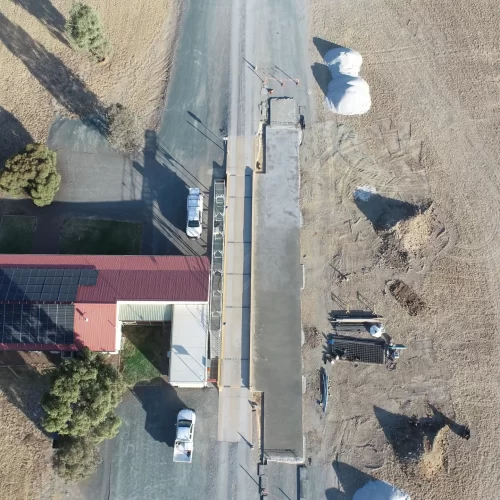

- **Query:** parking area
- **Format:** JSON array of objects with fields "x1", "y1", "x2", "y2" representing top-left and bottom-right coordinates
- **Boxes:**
[{"x1": 78, "y1": 384, "x2": 220, "y2": 500}]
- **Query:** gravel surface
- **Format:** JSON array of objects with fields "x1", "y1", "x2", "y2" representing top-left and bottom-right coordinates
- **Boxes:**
[{"x1": 302, "y1": 0, "x2": 500, "y2": 498}]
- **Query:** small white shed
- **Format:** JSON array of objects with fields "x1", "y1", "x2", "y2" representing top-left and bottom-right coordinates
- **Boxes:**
[{"x1": 169, "y1": 304, "x2": 208, "y2": 388}]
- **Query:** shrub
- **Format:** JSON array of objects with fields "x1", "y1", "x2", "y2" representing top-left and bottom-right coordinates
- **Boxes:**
[
  {"x1": 42, "y1": 348, "x2": 124, "y2": 439},
  {"x1": 106, "y1": 104, "x2": 143, "y2": 154},
  {"x1": 66, "y1": 3, "x2": 110, "y2": 61},
  {"x1": 55, "y1": 437, "x2": 101, "y2": 482},
  {"x1": 0, "y1": 143, "x2": 61, "y2": 207},
  {"x1": 42, "y1": 349, "x2": 125, "y2": 482}
]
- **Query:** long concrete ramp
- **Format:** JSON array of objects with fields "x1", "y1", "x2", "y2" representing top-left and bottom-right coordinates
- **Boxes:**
[{"x1": 252, "y1": 98, "x2": 303, "y2": 461}]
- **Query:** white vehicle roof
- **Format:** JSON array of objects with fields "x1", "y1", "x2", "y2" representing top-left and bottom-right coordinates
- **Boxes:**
[{"x1": 177, "y1": 408, "x2": 195, "y2": 422}]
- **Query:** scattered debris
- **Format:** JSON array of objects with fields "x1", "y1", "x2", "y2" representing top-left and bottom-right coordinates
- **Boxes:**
[
  {"x1": 379, "y1": 232, "x2": 409, "y2": 271},
  {"x1": 304, "y1": 326, "x2": 323, "y2": 349},
  {"x1": 388, "y1": 280, "x2": 425, "y2": 316}
]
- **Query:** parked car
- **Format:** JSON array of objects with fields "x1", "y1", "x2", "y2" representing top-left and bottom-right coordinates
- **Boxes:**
[
  {"x1": 173, "y1": 409, "x2": 196, "y2": 463},
  {"x1": 186, "y1": 188, "x2": 203, "y2": 239}
]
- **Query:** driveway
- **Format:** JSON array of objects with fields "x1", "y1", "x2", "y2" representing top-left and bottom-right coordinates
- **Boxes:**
[{"x1": 79, "y1": 384, "x2": 221, "y2": 500}]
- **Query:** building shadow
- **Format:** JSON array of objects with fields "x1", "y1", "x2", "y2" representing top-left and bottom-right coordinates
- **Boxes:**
[
  {"x1": 354, "y1": 193, "x2": 420, "y2": 232},
  {"x1": 0, "y1": 107, "x2": 33, "y2": 164},
  {"x1": 131, "y1": 379, "x2": 186, "y2": 446},
  {"x1": 141, "y1": 130, "x2": 190, "y2": 255},
  {"x1": 325, "y1": 461, "x2": 373, "y2": 499},
  {"x1": 0, "y1": 13, "x2": 106, "y2": 132},
  {"x1": 10, "y1": 0, "x2": 68, "y2": 46}
]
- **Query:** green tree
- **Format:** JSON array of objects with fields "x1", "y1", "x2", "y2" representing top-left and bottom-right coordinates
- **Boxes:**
[
  {"x1": 106, "y1": 103, "x2": 143, "y2": 154},
  {"x1": 66, "y1": 3, "x2": 110, "y2": 61},
  {"x1": 0, "y1": 143, "x2": 61, "y2": 207},
  {"x1": 55, "y1": 437, "x2": 101, "y2": 482},
  {"x1": 42, "y1": 349, "x2": 125, "y2": 481}
]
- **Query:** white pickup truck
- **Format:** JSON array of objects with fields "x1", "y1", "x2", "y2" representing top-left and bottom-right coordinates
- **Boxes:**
[
  {"x1": 186, "y1": 188, "x2": 203, "y2": 239},
  {"x1": 173, "y1": 409, "x2": 196, "y2": 463}
]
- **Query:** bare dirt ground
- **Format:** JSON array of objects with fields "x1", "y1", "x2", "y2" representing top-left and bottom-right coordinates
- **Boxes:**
[
  {"x1": 0, "y1": 0, "x2": 181, "y2": 160},
  {"x1": 302, "y1": 0, "x2": 500, "y2": 498}
]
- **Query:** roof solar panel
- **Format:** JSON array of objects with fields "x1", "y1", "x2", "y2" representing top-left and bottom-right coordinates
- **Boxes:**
[
  {"x1": 0, "y1": 267, "x2": 99, "y2": 304},
  {"x1": 0, "y1": 304, "x2": 75, "y2": 345}
]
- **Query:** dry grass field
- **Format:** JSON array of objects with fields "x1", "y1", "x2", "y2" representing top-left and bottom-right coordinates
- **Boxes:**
[{"x1": 0, "y1": 0, "x2": 180, "y2": 160}]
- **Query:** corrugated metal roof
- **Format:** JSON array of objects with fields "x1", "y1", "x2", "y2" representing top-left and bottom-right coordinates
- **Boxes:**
[
  {"x1": 118, "y1": 303, "x2": 172, "y2": 322},
  {"x1": 74, "y1": 303, "x2": 117, "y2": 352},
  {"x1": 0, "y1": 255, "x2": 210, "y2": 304},
  {"x1": 169, "y1": 304, "x2": 208, "y2": 387}
]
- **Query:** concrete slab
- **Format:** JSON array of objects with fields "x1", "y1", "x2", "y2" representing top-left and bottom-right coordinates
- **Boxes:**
[
  {"x1": 252, "y1": 125, "x2": 303, "y2": 460},
  {"x1": 270, "y1": 98, "x2": 297, "y2": 126},
  {"x1": 228, "y1": 173, "x2": 253, "y2": 198},
  {"x1": 225, "y1": 274, "x2": 251, "y2": 308},
  {"x1": 225, "y1": 242, "x2": 252, "y2": 275}
]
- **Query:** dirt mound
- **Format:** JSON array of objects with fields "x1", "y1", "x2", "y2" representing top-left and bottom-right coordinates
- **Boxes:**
[
  {"x1": 420, "y1": 425, "x2": 449, "y2": 478},
  {"x1": 395, "y1": 207, "x2": 436, "y2": 257},
  {"x1": 388, "y1": 280, "x2": 425, "y2": 316},
  {"x1": 304, "y1": 326, "x2": 323, "y2": 349}
]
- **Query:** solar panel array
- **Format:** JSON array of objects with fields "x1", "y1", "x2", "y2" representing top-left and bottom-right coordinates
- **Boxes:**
[
  {"x1": 0, "y1": 303, "x2": 74, "y2": 345},
  {"x1": 0, "y1": 268, "x2": 98, "y2": 303}
]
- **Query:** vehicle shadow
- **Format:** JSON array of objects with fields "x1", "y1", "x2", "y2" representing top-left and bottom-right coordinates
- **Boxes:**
[
  {"x1": 0, "y1": 13, "x2": 106, "y2": 132},
  {"x1": 10, "y1": 0, "x2": 68, "y2": 46},
  {"x1": 0, "y1": 107, "x2": 33, "y2": 165},
  {"x1": 325, "y1": 460, "x2": 373, "y2": 499},
  {"x1": 131, "y1": 379, "x2": 186, "y2": 447}
]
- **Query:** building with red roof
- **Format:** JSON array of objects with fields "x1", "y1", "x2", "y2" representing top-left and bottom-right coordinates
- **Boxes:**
[{"x1": 0, "y1": 255, "x2": 210, "y2": 361}]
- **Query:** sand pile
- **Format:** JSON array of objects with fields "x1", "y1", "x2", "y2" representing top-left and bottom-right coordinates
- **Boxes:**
[
  {"x1": 420, "y1": 426, "x2": 449, "y2": 478},
  {"x1": 324, "y1": 47, "x2": 371, "y2": 115},
  {"x1": 395, "y1": 207, "x2": 435, "y2": 256}
]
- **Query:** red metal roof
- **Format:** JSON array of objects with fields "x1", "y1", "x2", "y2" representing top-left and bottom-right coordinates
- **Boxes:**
[
  {"x1": 0, "y1": 255, "x2": 210, "y2": 352},
  {"x1": 0, "y1": 255, "x2": 210, "y2": 303},
  {"x1": 74, "y1": 303, "x2": 117, "y2": 352}
]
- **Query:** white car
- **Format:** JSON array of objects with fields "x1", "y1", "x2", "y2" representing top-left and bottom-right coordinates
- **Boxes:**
[
  {"x1": 186, "y1": 188, "x2": 204, "y2": 239},
  {"x1": 173, "y1": 409, "x2": 196, "y2": 463}
]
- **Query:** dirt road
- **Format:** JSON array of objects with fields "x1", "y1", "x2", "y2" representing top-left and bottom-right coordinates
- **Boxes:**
[{"x1": 302, "y1": 0, "x2": 500, "y2": 498}]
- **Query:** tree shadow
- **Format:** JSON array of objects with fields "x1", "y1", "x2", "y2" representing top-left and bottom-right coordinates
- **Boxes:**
[
  {"x1": 0, "y1": 351, "x2": 57, "y2": 434},
  {"x1": 0, "y1": 13, "x2": 106, "y2": 132},
  {"x1": 0, "y1": 107, "x2": 33, "y2": 164},
  {"x1": 354, "y1": 193, "x2": 420, "y2": 232},
  {"x1": 131, "y1": 379, "x2": 186, "y2": 446},
  {"x1": 374, "y1": 406, "x2": 449, "y2": 463},
  {"x1": 10, "y1": 0, "x2": 68, "y2": 46},
  {"x1": 325, "y1": 461, "x2": 373, "y2": 499}
]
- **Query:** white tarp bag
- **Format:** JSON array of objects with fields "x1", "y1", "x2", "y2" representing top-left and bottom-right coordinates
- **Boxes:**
[
  {"x1": 353, "y1": 480, "x2": 410, "y2": 500},
  {"x1": 369, "y1": 324, "x2": 385, "y2": 338},
  {"x1": 323, "y1": 47, "x2": 371, "y2": 116}
]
